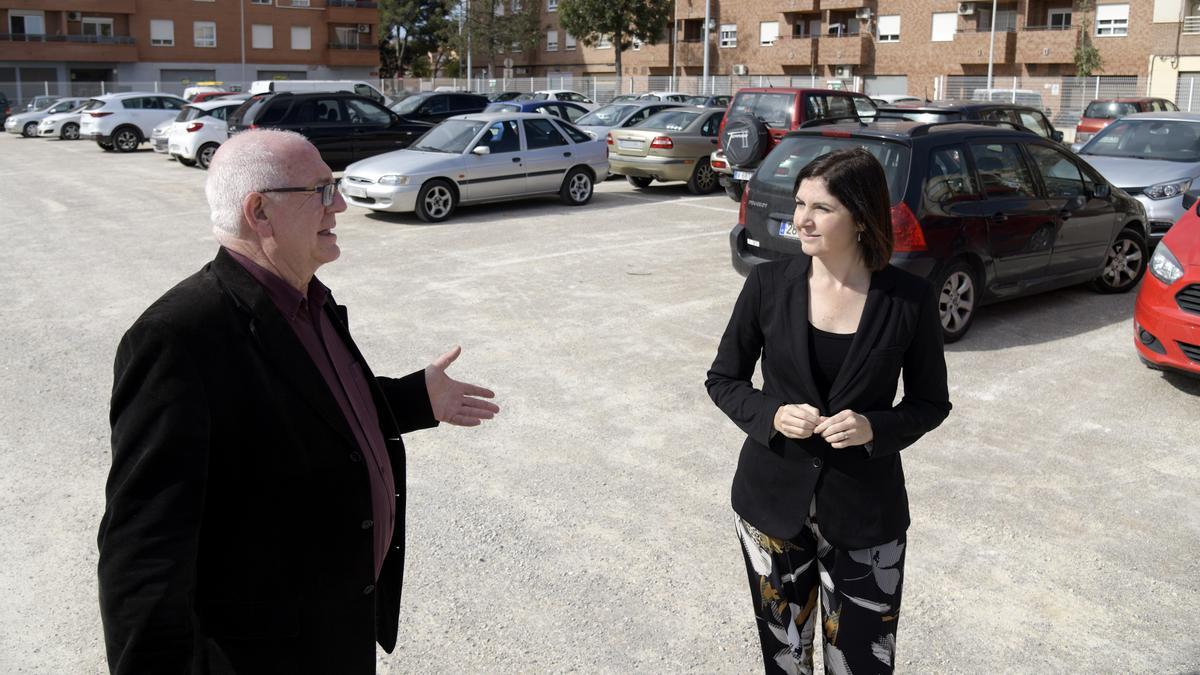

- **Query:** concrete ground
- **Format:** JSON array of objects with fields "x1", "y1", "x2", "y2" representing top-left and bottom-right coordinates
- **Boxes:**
[{"x1": 0, "y1": 135, "x2": 1197, "y2": 674}]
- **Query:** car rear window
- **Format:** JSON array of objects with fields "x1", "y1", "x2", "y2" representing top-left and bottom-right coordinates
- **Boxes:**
[
  {"x1": 555, "y1": 120, "x2": 592, "y2": 143},
  {"x1": 885, "y1": 111, "x2": 962, "y2": 124},
  {"x1": 637, "y1": 110, "x2": 700, "y2": 131},
  {"x1": 81, "y1": 99, "x2": 106, "y2": 111},
  {"x1": 730, "y1": 92, "x2": 794, "y2": 128},
  {"x1": 759, "y1": 135, "x2": 911, "y2": 203},
  {"x1": 1083, "y1": 101, "x2": 1138, "y2": 118},
  {"x1": 181, "y1": 106, "x2": 205, "y2": 122}
]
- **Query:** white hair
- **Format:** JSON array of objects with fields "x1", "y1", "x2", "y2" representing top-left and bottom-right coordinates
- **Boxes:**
[{"x1": 205, "y1": 129, "x2": 309, "y2": 238}]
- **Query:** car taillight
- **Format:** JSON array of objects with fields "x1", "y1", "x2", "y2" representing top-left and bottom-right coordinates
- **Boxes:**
[
  {"x1": 606, "y1": 132, "x2": 613, "y2": 145},
  {"x1": 650, "y1": 135, "x2": 673, "y2": 149},
  {"x1": 89, "y1": 111, "x2": 113, "y2": 118},
  {"x1": 187, "y1": 122, "x2": 204, "y2": 132},
  {"x1": 890, "y1": 201, "x2": 927, "y2": 252},
  {"x1": 712, "y1": 158, "x2": 727, "y2": 169},
  {"x1": 738, "y1": 183, "x2": 750, "y2": 225}
]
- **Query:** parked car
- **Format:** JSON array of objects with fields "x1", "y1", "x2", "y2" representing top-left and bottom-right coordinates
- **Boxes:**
[
  {"x1": 5, "y1": 97, "x2": 87, "y2": 137},
  {"x1": 228, "y1": 91, "x2": 434, "y2": 169},
  {"x1": 729, "y1": 120, "x2": 1149, "y2": 342},
  {"x1": 970, "y1": 88, "x2": 1049, "y2": 115},
  {"x1": 1075, "y1": 97, "x2": 1179, "y2": 146},
  {"x1": 609, "y1": 94, "x2": 641, "y2": 103},
  {"x1": 1076, "y1": 112, "x2": 1200, "y2": 242},
  {"x1": 78, "y1": 92, "x2": 188, "y2": 152},
  {"x1": 1135, "y1": 190, "x2": 1200, "y2": 377},
  {"x1": 249, "y1": 79, "x2": 392, "y2": 106},
  {"x1": 0, "y1": 92, "x2": 11, "y2": 126},
  {"x1": 607, "y1": 107, "x2": 725, "y2": 194},
  {"x1": 151, "y1": 118, "x2": 176, "y2": 154},
  {"x1": 340, "y1": 112, "x2": 608, "y2": 222},
  {"x1": 24, "y1": 95, "x2": 59, "y2": 112},
  {"x1": 877, "y1": 100, "x2": 1064, "y2": 142},
  {"x1": 183, "y1": 84, "x2": 228, "y2": 100},
  {"x1": 684, "y1": 94, "x2": 731, "y2": 108},
  {"x1": 574, "y1": 100, "x2": 688, "y2": 140},
  {"x1": 488, "y1": 91, "x2": 523, "y2": 102},
  {"x1": 712, "y1": 87, "x2": 877, "y2": 201},
  {"x1": 871, "y1": 94, "x2": 924, "y2": 105},
  {"x1": 189, "y1": 91, "x2": 239, "y2": 104},
  {"x1": 36, "y1": 101, "x2": 91, "y2": 140},
  {"x1": 513, "y1": 90, "x2": 597, "y2": 109},
  {"x1": 483, "y1": 99, "x2": 590, "y2": 123},
  {"x1": 638, "y1": 91, "x2": 691, "y2": 102},
  {"x1": 387, "y1": 91, "x2": 489, "y2": 125},
  {"x1": 167, "y1": 98, "x2": 248, "y2": 169}
]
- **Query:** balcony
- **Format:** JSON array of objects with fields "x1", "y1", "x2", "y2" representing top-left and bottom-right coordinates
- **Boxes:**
[
  {"x1": 956, "y1": 29, "x2": 1016, "y2": 64},
  {"x1": 780, "y1": 0, "x2": 817, "y2": 10},
  {"x1": 820, "y1": 0, "x2": 865, "y2": 8},
  {"x1": 1016, "y1": 24, "x2": 1078, "y2": 64},
  {"x1": 3, "y1": 0, "x2": 135, "y2": 12},
  {"x1": 327, "y1": 0, "x2": 379, "y2": 24},
  {"x1": 817, "y1": 34, "x2": 871, "y2": 65},
  {"x1": 0, "y1": 33, "x2": 137, "y2": 62},
  {"x1": 327, "y1": 41, "x2": 379, "y2": 66},
  {"x1": 777, "y1": 36, "x2": 817, "y2": 66},
  {"x1": 675, "y1": 39, "x2": 710, "y2": 66}
]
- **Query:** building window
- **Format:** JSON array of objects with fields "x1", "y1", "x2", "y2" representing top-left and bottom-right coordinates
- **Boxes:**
[
  {"x1": 759, "y1": 21, "x2": 778, "y2": 46},
  {"x1": 596, "y1": 34, "x2": 611, "y2": 48},
  {"x1": 82, "y1": 17, "x2": 115, "y2": 39},
  {"x1": 193, "y1": 21, "x2": 216, "y2": 48},
  {"x1": 876, "y1": 14, "x2": 900, "y2": 42},
  {"x1": 512, "y1": 40, "x2": 522, "y2": 52},
  {"x1": 1047, "y1": 8, "x2": 1072, "y2": 29},
  {"x1": 1096, "y1": 3, "x2": 1129, "y2": 36},
  {"x1": 547, "y1": 30, "x2": 558, "y2": 51},
  {"x1": 334, "y1": 26, "x2": 360, "y2": 47},
  {"x1": 150, "y1": 19, "x2": 174, "y2": 46},
  {"x1": 9, "y1": 10, "x2": 45, "y2": 35},
  {"x1": 251, "y1": 24, "x2": 273, "y2": 49},
  {"x1": 548, "y1": 0, "x2": 557, "y2": 10},
  {"x1": 291, "y1": 0, "x2": 310, "y2": 6},
  {"x1": 565, "y1": 32, "x2": 576, "y2": 50},
  {"x1": 291, "y1": 25, "x2": 311, "y2": 50},
  {"x1": 632, "y1": 37, "x2": 642, "y2": 50},
  {"x1": 931, "y1": 12, "x2": 957, "y2": 42},
  {"x1": 719, "y1": 24, "x2": 737, "y2": 48},
  {"x1": 251, "y1": 0, "x2": 271, "y2": 4}
]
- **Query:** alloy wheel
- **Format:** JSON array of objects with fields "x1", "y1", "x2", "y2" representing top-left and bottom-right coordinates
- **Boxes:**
[
  {"x1": 568, "y1": 173, "x2": 592, "y2": 202},
  {"x1": 115, "y1": 129, "x2": 139, "y2": 152},
  {"x1": 1101, "y1": 238, "x2": 1142, "y2": 290},
  {"x1": 423, "y1": 186, "x2": 452, "y2": 219},
  {"x1": 939, "y1": 270, "x2": 975, "y2": 334}
]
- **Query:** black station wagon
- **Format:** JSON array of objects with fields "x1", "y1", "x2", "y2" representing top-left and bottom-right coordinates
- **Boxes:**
[{"x1": 730, "y1": 120, "x2": 1149, "y2": 341}]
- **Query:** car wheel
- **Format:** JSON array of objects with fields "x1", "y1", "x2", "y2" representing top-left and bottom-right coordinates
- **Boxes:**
[
  {"x1": 1091, "y1": 228, "x2": 1147, "y2": 294},
  {"x1": 22, "y1": 121, "x2": 37, "y2": 137},
  {"x1": 936, "y1": 260, "x2": 979, "y2": 343},
  {"x1": 97, "y1": 140, "x2": 114, "y2": 152},
  {"x1": 627, "y1": 175, "x2": 653, "y2": 189},
  {"x1": 687, "y1": 158, "x2": 719, "y2": 195},
  {"x1": 560, "y1": 167, "x2": 594, "y2": 205},
  {"x1": 177, "y1": 157, "x2": 197, "y2": 167},
  {"x1": 415, "y1": 179, "x2": 456, "y2": 223},
  {"x1": 112, "y1": 126, "x2": 141, "y2": 153},
  {"x1": 61, "y1": 123, "x2": 79, "y2": 140},
  {"x1": 197, "y1": 143, "x2": 219, "y2": 170}
]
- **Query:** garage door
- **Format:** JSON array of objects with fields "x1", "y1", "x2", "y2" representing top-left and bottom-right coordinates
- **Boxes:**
[{"x1": 863, "y1": 76, "x2": 908, "y2": 97}]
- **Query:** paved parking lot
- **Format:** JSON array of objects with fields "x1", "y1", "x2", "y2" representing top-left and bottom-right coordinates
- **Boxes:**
[{"x1": 1, "y1": 135, "x2": 1198, "y2": 673}]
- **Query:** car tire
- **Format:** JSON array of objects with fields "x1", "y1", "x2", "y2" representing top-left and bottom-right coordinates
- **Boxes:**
[
  {"x1": 197, "y1": 143, "x2": 219, "y2": 170},
  {"x1": 415, "y1": 179, "x2": 456, "y2": 223},
  {"x1": 61, "y1": 123, "x2": 79, "y2": 140},
  {"x1": 22, "y1": 121, "x2": 37, "y2": 138},
  {"x1": 112, "y1": 126, "x2": 141, "y2": 153},
  {"x1": 627, "y1": 176, "x2": 653, "y2": 189},
  {"x1": 178, "y1": 157, "x2": 197, "y2": 167},
  {"x1": 97, "y1": 140, "x2": 114, "y2": 152},
  {"x1": 720, "y1": 114, "x2": 771, "y2": 169},
  {"x1": 935, "y1": 260, "x2": 980, "y2": 343},
  {"x1": 1090, "y1": 228, "x2": 1147, "y2": 294},
  {"x1": 687, "y1": 158, "x2": 719, "y2": 195},
  {"x1": 560, "y1": 167, "x2": 594, "y2": 206}
]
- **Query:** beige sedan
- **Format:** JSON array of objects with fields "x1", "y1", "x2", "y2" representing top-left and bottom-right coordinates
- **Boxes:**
[{"x1": 607, "y1": 107, "x2": 725, "y2": 194}]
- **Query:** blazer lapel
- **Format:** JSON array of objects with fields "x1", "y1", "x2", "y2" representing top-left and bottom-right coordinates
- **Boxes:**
[
  {"x1": 782, "y1": 255, "x2": 830, "y2": 414},
  {"x1": 210, "y1": 249, "x2": 359, "y2": 450},
  {"x1": 827, "y1": 267, "x2": 895, "y2": 404}
]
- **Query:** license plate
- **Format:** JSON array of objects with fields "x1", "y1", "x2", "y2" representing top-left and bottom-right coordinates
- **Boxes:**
[
  {"x1": 618, "y1": 139, "x2": 641, "y2": 150},
  {"x1": 342, "y1": 185, "x2": 367, "y2": 198},
  {"x1": 734, "y1": 170, "x2": 754, "y2": 180},
  {"x1": 778, "y1": 220, "x2": 799, "y2": 239}
]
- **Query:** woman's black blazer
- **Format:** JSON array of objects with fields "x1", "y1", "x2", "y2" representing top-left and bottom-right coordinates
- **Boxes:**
[{"x1": 706, "y1": 255, "x2": 952, "y2": 549}]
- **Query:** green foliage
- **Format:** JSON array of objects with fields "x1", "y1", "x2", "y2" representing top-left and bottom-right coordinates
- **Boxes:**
[
  {"x1": 1074, "y1": 19, "x2": 1103, "y2": 77},
  {"x1": 558, "y1": 0, "x2": 673, "y2": 77},
  {"x1": 378, "y1": 0, "x2": 457, "y2": 77},
  {"x1": 447, "y1": 0, "x2": 545, "y2": 76}
]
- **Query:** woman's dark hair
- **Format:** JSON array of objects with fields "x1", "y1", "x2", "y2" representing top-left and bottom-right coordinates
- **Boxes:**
[{"x1": 793, "y1": 147, "x2": 894, "y2": 271}]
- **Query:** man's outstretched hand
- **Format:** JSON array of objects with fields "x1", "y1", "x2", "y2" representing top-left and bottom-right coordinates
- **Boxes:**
[{"x1": 424, "y1": 345, "x2": 499, "y2": 427}]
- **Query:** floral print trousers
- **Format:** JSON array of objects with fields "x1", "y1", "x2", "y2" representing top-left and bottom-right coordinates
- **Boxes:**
[{"x1": 735, "y1": 502, "x2": 905, "y2": 675}]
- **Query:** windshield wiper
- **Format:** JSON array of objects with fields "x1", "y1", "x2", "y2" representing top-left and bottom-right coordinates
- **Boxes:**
[{"x1": 410, "y1": 145, "x2": 445, "y2": 153}]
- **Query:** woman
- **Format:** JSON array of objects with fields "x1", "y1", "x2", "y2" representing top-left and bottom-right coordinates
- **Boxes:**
[{"x1": 706, "y1": 148, "x2": 952, "y2": 674}]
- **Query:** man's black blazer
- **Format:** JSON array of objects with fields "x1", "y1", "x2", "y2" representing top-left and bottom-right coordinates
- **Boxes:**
[
  {"x1": 706, "y1": 255, "x2": 951, "y2": 549},
  {"x1": 99, "y1": 248, "x2": 438, "y2": 674}
]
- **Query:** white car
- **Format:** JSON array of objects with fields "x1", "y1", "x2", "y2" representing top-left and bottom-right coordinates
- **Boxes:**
[
  {"x1": 167, "y1": 98, "x2": 247, "y2": 169},
  {"x1": 5, "y1": 97, "x2": 87, "y2": 137},
  {"x1": 36, "y1": 103, "x2": 90, "y2": 140},
  {"x1": 78, "y1": 92, "x2": 188, "y2": 152},
  {"x1": 513, "y1": 89, "x2": 597, "y2": 110},
  {"x1": 638, "y1": 91, "x2": 691, "y2": 102},
  {"x1": 341, "y1": 112, "x2": 608, "y2": 222},
  {"x1": 150, "y1": 118, "x2": 175, "y2": 154}
]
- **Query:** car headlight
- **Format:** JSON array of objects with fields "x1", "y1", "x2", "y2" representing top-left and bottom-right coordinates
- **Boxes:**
[
  {"x1": 1148, "y1": 242, "x2": 1184, "y2": 285},
  {"x1": 1145, "y1": 178, "x2": 1192, "y2": 200},
  {"x1": 377, "y1": 175, "x2": 409, "y2": 186}
]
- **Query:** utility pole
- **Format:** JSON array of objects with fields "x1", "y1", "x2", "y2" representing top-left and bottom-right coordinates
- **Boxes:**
[
  {"x1": 701, "y1": 0, "x2": 711, "y2": 94},
  {"x1": 466, "y1": 0, "x2": 473, "y2": 85},
  {"x1": 985, "y1": 0, "x2": 998, "y2": 96},
  {"x1": 239, "y1": 0, "x2": 246, "y2": 86}
]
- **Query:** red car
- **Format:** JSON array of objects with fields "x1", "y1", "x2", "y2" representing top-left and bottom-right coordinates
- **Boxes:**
[
  {"x1": 1075, "y1": 97, "x2": 1178, "y2": 145},
  {"x1": 1134, "y1": 198, "x2": 1200, "y2": 377},
  {"x1": 189, "y1": 91, "x2": 237, "y2": 103}
]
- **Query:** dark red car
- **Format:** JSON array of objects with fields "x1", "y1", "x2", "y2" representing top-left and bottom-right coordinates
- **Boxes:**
[
  {"x1": 1075, "y1": 97, "x2": 1178, "y2": 145},
  {"x1": 189, "y1": 91, "x2": 238, "y2": 103}
]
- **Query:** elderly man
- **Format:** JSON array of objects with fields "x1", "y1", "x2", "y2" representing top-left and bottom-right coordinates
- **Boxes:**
[{"x1": 98, "y1": 129, "x2": 498, "y2": 674}]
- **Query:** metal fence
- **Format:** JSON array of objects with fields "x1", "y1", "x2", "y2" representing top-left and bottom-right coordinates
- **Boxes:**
[
  {"x1": 939, "y1": 75, "x2": 1146, "y2": 134},
  {"x1": 381, "y1": 74, "x2": 864, "y2": 101}
]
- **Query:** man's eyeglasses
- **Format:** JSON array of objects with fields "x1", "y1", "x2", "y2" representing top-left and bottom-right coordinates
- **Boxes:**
[{"x1": 261, "y1": 178, "x2": 342, "y2": 207}]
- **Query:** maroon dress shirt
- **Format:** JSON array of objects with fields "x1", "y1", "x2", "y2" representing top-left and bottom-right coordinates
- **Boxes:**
[{"x1": 227, "y1": 248, "x2": 395, "y2": 579}]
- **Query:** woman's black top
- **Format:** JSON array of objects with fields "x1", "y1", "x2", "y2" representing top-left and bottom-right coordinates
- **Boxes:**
[{"x1": 808, "y1": 322, "x2": 855, "y2": 401}]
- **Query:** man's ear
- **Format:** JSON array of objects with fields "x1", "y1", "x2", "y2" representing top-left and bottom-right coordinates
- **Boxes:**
[{"x1": 241, "y1": 192, "x2": 274, "y2": 238}]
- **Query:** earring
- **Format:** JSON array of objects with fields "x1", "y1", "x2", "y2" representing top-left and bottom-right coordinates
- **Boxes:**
[{"x1": 857, "y1": 230, "x2": 862, "y2": 242}]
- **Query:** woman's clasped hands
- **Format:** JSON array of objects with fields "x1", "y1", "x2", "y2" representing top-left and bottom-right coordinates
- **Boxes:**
[{"x1": 773, "y1": 404, "x2": 873, "y2": 449}]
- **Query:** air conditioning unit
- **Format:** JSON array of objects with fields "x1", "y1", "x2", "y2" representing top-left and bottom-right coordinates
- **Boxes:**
[
  {"x1": 855, "y1": 8, "x2": 873, "y2": 20},
  {"x1": 357, "y1": 24, "x2": 370, "y2": 33},
  {"x1": 834, "y1": 65, "x2": 853, "y2": 78},
  {"x1": 66, "y1": 11, "x2": 82, "y2": 21},
  {"x1": 732, "y1": 64, "x2": 749, "y2": 76},
  {"x1": 957, "y1": 2, "x2": 976, "y2": 16}
]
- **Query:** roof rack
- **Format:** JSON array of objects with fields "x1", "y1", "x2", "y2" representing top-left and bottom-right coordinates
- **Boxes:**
[
  {"x1": 908, "y1": 119, "x2": 1024, "y2": 137},
  {"x1": 798, "y1": 115, "x2": 868, "y2": 128}
]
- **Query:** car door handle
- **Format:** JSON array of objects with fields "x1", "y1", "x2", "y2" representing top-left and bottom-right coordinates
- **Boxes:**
[
  {"x1": 512, "y1": 157, "x2": 521, "y2": 163},
  {"x1": 989, "y1": 212, "x2": 1008, "y2": 222},
  {"x1": 563, "y1": 151, "x2": 572, "y2": 157}
]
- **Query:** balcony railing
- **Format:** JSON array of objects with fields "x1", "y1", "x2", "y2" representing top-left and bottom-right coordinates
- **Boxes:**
[
  {"x1": 1022, "y1": 24, "x2": 1073, "y2": 31},
  {"x1": 329, "y1": 41, "x2": 377, "y2": 50},
  {"x1": 328, "y1": 0, "x2": 378, "y2": 7},
  {"x1": 0, "y1": 33, "x2": 135, "y2": 44},
  {"x1": 1185, "y1": 16, "x2": 1200, "y2": 34}
]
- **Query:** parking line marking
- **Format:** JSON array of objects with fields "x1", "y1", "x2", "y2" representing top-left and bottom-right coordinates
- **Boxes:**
[{"x1": 474, "y1": 230, "x2": 727, "y2": 269}]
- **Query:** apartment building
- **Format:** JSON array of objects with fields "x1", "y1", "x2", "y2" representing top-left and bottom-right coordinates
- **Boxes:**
[
  {"x1": 508, "y1": 0, "x2": 1153, "y2": 98},
  {"x1": 0, "y1": 0, "x2": 380, "y2": 100}
]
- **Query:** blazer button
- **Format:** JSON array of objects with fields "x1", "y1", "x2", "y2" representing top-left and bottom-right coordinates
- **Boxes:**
[
  {"x1": 361, "y1": 519, "x2": 373, "y2": 530},
  {"x1": 349, "y1": 452, "x2": 362, "y2": 463},
  {"x1": 362, "y1": 584, "x2": 375, "y2": 595},
  {"x1": 812, "y1": 457, "x2": 823, "y2": 469}
]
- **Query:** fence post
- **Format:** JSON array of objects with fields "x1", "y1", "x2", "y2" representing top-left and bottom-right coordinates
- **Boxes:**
[
  {"x1": 101, "y1": 80, "x2": 106, "y2": 95},
  {"x1": 44, "y1": 81, "x2": 49, "y2": 96},
  {"x1": 1095, "y1": 76, "x2": 1100, "y2": 99},
  {"x1": 1190, "y1": 77, "x2": 1195, "y2": 112},
  {"x1": 154, "y1": 81, "x2": 159, "y2": 92},
  {"x1": 1011, "y1": 76, "x2": 1017, "y2": 102}
]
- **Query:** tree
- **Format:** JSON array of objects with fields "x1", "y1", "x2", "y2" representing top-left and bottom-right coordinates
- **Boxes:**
[
  {"x1": 379, "y1": 0, "x2": 456, "y2": 77},
  {"x1": 447, "y1": 0, "x2": 544, "y2": 79},
  {"x1": 1073, "y1": 19, "x2": 1103, "y2": 76},
  {"x1": 558, "y1": 0, "x2": 672, "y2": 79}
]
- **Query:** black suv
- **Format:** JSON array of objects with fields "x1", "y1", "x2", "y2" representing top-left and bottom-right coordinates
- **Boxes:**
[
  {"x1": 228, "y1": 91, "x2": 470, "y2": 169},
  {"x1": 878, "y1": 100, "x2": 1064, "y2": 143},
  {"x1": 731, "y1": 120, "x2": 1149, "y2": 341},
  {"x1": 0, "y1": 92, "x2": 10, "y2": 125},
  {"x1": 388, "y1": 91, "x2": 489, "y2": 123}
]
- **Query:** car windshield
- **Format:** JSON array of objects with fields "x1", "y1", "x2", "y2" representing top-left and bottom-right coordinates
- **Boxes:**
[
  {"x1": 390, "y1": 95, "x2": 429, "y2": 115},
  {"x1": 636, "y1": 110, "x2": 700, "y2": 131},
  {"x1": 1083, "y1": 101, "x2": 1139, "y2": 119},
  {"x1": 1080, "y1": 119, "x2": 1200, "y2": 162},
  {"x1": 577, "y1": 104, "x2": 637, "y2": 126},
  {"x1": 515, "y1": 92, "x2": 549, "y2": 102},
  {"x1": 760, "y1": 136, "x2": 911, "y2": 203},
  {"x1": 410, "y1": 119, "x2": 486, "y2": 153}
]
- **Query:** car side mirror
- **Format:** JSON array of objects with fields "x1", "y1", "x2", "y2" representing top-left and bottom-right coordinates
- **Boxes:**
[
  {"x1": 1090, "y1": 183, "x2": 1110, "y2": 199},
  {"x1": 1051, "y1": 130, "x2": 1064, "y2": 143},
  {"x1": 471, "y1": 145, "x2": 491, "y2": 156}
]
